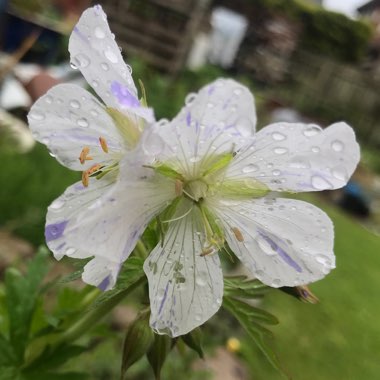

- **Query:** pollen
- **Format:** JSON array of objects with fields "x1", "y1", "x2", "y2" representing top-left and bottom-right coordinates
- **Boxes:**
[
  {"x1": 99, "y1": 136, "x2": 109, "y2": 153},
  {"x1": 79, "y1": 146, "x2": 93, "y2": 164},
  {"x1": 81, "y1": 164, "x2": 104, "y2": 187},
  {"x1": 231, "y1": 227, "x2": 244, "y2": 242}
]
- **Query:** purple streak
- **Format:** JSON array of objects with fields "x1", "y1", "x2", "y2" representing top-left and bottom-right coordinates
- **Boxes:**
[
  {"x1": 258, "y1": 231, "x2": 302, "y2": 273},
  {"x1": 98, "y1": 275, "x2": 110, "y2": 291},
  {"x1": 158, "y1": 283, "x2": 169, "y2": 315},
  {"x1": 45, "y1": 221, "x2": 68, "y2": 242},
  {"x1": 186, "y1": 111, "x2": 191, "y2": 127},
  {"x1": 111, "y1": 81, "x2": 140, "y2": 108}
]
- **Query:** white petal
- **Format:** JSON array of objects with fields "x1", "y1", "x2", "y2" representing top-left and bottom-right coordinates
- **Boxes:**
[
  {"x1": 46, "y1": 161, "x2": 176, "y2": 289},
  {"x1": 151, "y1": 79, "x2": 256, "y2": 174},
  {"x1": 28, "y1": 84, "x2": 125, "y2": 170},
  {"x1": 212, "y1": 197, "x2": 335, "y2": 287},
  {"x1": 45, "y1": 176, "x2": 115, "y2": 260},
  {"x1": 69, "y1": 6, "x2": 154, "y2": 122},
  {"x1": 226, "y1": 122, "x2": 360, "y2": 192},
  {"x1": 144, "y1": 204, "x2": 223, "y2": 337}
]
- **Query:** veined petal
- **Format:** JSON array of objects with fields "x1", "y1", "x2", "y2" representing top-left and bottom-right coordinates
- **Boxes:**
[
  {"x1": 47, "y1": 159, "x2": 176, "y2": 289},
  {"x1": 28, "y1": 84, "x2": 125, "y2": 170},
  {"x1": 144, "y1": 203, "x2": 223, "y2": 337},
  {"x1": 212, "y1": 197, "x2": 335, "y2": 287},
  {"x1": 226, "y1": 122, "x2": 360, "y2": 192},
  {"x1": 45, "y1": 176, "x2": 115, "y2": 260},
  {"x1": 69, "y1": 6, "x2": 154, "y2": 123},
  {"x1": 152, "y1": 79, "x2": 256, "y2": 175}
]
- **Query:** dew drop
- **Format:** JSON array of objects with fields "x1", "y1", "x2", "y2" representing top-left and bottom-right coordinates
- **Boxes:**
[
  {"x1": 289, "y1": 157, "x2": 310, "y2": 169},
  {"x1": 126, "y1": 64, "x2": 133, "y2": 74},
  {"x1": 77, "y1": 118, "x2": 89, "y2": 127},
  {"x1": 65, "y1": 247, "x2": 76, "y2": 256},
  {"x1": 303, "y1": 125, "x2": 322, "y2": 137},
  {"x1": 257, "y1": 235, "x2": 277, "y2": 256},
  {"x1": 70, "y1": 62, "x2": 78, "y2": 70},
  {"x1": 142, "y1": 132, "x2": 165, "y2": 155},
  {"x1": 29, "y1": 111, "x2": 45, "y2": 120},
  {"x1": 50, "y1": 199, "x2": 65, "y2": 209},
  {"x1": 73, "y1": 53, "x2": 90, "y2": 68},
  {"x1": 273, "y1": 147, "x2": 288, "y2": 155},
  {"x1": 94, "y1": 26, "x2": 106, "y2": 38},
  {"x1": 157, "y1": 288, "x2": 166, "y2": 300},
  {"x1": 45, "y1": 95, "x2": 53, "y2": 104},
  {"x1": 90, "y1": 109, "x2": 99, "y2": 117},
  {"x1": 332, "y1": 167, "x2": 348, "y2": 181},
  {"x1": 101, "y1": 62, "x2": 109, "y2": 71},
  {"x1": 311, "y1": 146, "x2": 320, "y2": 153},
  {"x1": 42, "y1": 137, "x2": 50, "y2": 144},
  {"x1": 195, "y1": 272, "x2": 208, "y2": 287},
  {"x1": 194, "y1": 313, "x2": 202, "y2": 322},
  {"x1": 271, "y1": 279, "x2": 281, "y2": 287},
  {"x1": 233, "y1": 88, "x2": 242, "y2": 95},
  {"x1": 91, "y1": 80, "x2": 99, "y2": 88},
  {"x1": 272, "y1": 169, "x2": 281, "y2": 176},
  {"x1": 331, "y1": 140, "x2": 344, "y2": 152},
  {"x1": 104, "y1": 48, "x2": 118, "y2": 63},
  {"x1": 69, "y1": 100, "x2": 80, "y2": 109},
  {"x1": 272, "y1": 132, "x2": 286, "y2": 141},
  {"x1": 185, "y1": 93, "x2": 197, "y2": 106},
  {"x1": 311, "y1": 175, "x2": 333, "y2": 190},
  {"x1": 315, "y1": 254, "x2": 331, "y2": 266},
  {"x1": 242, "y1": 164, "x2": 259, "y2": 173}
]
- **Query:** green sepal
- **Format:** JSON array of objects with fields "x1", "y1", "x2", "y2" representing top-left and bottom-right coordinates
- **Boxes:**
[
  {"x1": 120, "y1": 311, "x2": 154, "y2": 378},
  {"x1": 219, "y1": 178, "x2": 270, "y2": 199},
  {"x1": 144, "y1": 163, "x2": 184, "y2": 181},
  {"x1": 147, "y1": 334, "x2": 173, "y2": 380},
  {"x1": 106, "y1": 107, "x2": 140, "y2": 148},
  {"x1": 181, "y1": 327, "x2": 204, "y2": 359},
  {"x1": 138, "y1": 79, "x2": 148, "y2": 107},
  {"x1": 202, "y1": 152, "x2": 234, "y2": 177},
  {"x1": 224, "y1": 275, "x2": 271, "y2": 299}
]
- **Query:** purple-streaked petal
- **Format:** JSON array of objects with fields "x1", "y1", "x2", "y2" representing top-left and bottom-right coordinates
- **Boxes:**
[
  {"x1": 151, "y1": 78, "x2": 256, "y2": 174},
  {"x1": 82, "y1": 257, "x2": 121, "y2": 291},
  {"x1": 28, "y1": 84, "x2": 125, "y2": 170},
  {"x1": 144, "y1": 202, "x2": 223, "y2": 337},
  {"x1": 211, "y1": 197, "x2": 335, "y2": 287},
  {"x1": 226, "y1": 122, "x2": 360, "y2": 192},
  {"x1": 69, "y1": 6, "x2": 137, "y2": 107}
]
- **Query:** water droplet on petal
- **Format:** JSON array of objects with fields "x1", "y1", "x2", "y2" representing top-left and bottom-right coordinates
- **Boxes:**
[
  {"x1": 101, "y1": 62, "x2": 109, "y2": 71},
  {"x1": 91, "y1": 80, "x2": 99, "y2": 88},
  {"x1": 194, "y1": 313, "x2": 202, "y2": 322},
  {"x1": 90, "y1": 109, "x2": 99, "y2": 117},
  {"x1": 70, "y1": 62, "x2": 78, "y2": 70},
  {"x1": 289, "y1": 157, "x2": 310, "y2": 169},
  {"x1": 332, "y1": 167, "x2": 348, "y2": 181},
  {"x1": 157, "y1": 288, "x2": 166, "y2": 300},
  {"x1": 42, "y1": 137, "x2": 50, "y2": 144},
  {"x1": 104, "y1": 48, "x2": 118, "y2": 63},
  {"x1": 272, "y1": 132, "x2": 286, "y2": 141},
  {"x1": 143, "y1": 132, "x2": 165, "y2": 155},
  {"x1": 185, "y1": 93, "x2": 197, "y2": 106},
  {"x1": 331, "y1": 140, "x2": 344, "y2": 152},
  {"x1": 65, "y1": 247, "x2": 76, "y2": 256},
  {"x1": 233, "y1": 88, "x2": 242, "y2": 95},
  {"x1": 29, "y1": 111, "x2": 45, "y2": 120},
  {"x1": 271, "y1": 279, "x2": 281, "y2": 287},
  {"x1": 50, "y1": 199, "x2": 65, "y2": 209},
  {"x1": 45, "y1": 95, "x2": 53, "y2": 104},
  {"x1": 273, "y1": 147, "x2": 288, "y2": 155},
  {"x1": 272, "y1": 169, "x2": 281, "y2": 176},
  {"x1": 73, "y1": 53, "x2": 90, "y2": 68},
  {"x1": 77, "y1": 118, "x2": 89, "y2": 127},
  {"x1": 315, "y1": 254, "x2": 331, "y2": 266},
  {"x1": 303, "y1": 125, "x2": 322, "y2": 137},
  {"x1": 69, "y1": 100, "x2": 80, "y2": 109},
  {"x1": 311, "y1": 146, "x2": 320, "y2": 153},
  {"x1": 195, "y1": 272, "x2": 208, "y2": 287},
  {"x1": 94, "y1": 26, "x2": 106, "y2": 38},
  {"x1": 311, "y1": 175, "x2": 333, "y2": 190},
  {"x1": 242, "y1": 164, "x2": 259, "y2": 173},
  {"x1": 126, "y1": 64, "x2": 133, "y2": 74},
  {"x1": 257, "y1": 235, "x2": 277, "y2": 256}
]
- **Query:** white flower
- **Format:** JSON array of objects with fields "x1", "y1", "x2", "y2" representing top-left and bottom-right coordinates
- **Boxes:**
[
  {"x1": 27, "y1": 6, "x2": 154, "y2": 289},
  {"x1": 54, "y1": 77, "x2": 359, "y2": 337}
]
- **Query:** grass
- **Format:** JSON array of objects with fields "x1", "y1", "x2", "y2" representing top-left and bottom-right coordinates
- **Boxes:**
[{"x1": 242, "y1": 195, "x2": 380, "y2": 380}]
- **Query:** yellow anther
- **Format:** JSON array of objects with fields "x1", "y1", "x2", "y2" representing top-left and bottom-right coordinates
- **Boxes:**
[
  {"x1": 79, "y1": 146, "x2": 92, "y2": 164},
  {"x1": 99, "y1": 136, "x2": 109, "y2": 153},
  {"x1": 81, "y1": 164, "x2": 103, "y2": 187},
  {"x1": 175, "y1": 179, "x2": 183, "y2": 197},
  {"x1": 82, "y1": 171, "x2": 89, "y2": 187},
  {"x1": 231, "y1": 227, "x2": 244, "y2": 242},
  {"x1": 200, "y1": 247, "x2": 215, "y2": 257}
]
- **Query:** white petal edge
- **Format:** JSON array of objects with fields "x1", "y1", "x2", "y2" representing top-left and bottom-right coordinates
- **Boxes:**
[
  {"x1": 211, "y1": 197, "x2": 335, "y2": 287},
  {"x1": 144, "y1": 203, "x2": 224, "y2": 337},
  {"x1": 28, "y1": 84, "x2": 125, "y2": 170},
  {"x1": 226, "y1": 122, "x2": 360, "y2": 192}
]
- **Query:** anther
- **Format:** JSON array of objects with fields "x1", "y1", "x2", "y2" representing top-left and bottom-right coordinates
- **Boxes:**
[
  {"x1": 99, "y1": 136, "x2": 109, "y2": 153},
  {"x1": 87, "y1": 163, "x2": 103, "y2": 175},
  {"x1": 82, "y1": 171, "x2": 89, "y2": 187},
  {"x1": 79, "y1": 146, "x2": 93, "y2": 164},
  {"x1": 200, "y1": 247, "x2": 215, "y2": 257},
  {"x1": 231, "y1": 227, "x2": 244, "y2": 242}
]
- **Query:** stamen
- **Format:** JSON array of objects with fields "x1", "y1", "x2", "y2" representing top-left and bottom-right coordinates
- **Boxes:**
[
  {"x1": 161, "y1": 204, "x2": 193, "y2": 223},
  {"x1": 87, "y1": 163, "x2": 103, "y2": 175},
  {"x1": 81, "y1": 164, "x2": 104, "y2": 187},
  {"x1": 79, "y1": 146, "x2": 92, "y2": 164},
  {"x1": 82, "y1": 171, "x2": 89, "y2": 187},
  {"x1": 231, "y1": 227, "x2": 244, "y2": 242},
  {"x1": 200, "y1": 247, "x2": 215, "y2": 257},
  {"x1": 175, "y1": 179, "x2": 183, "y2": 197},
  {"x1": 99, "y1": 136, "x2": 109, "y2": 153}
]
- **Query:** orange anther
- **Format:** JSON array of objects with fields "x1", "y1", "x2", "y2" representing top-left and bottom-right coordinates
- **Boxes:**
[
  {"x1": 200, "y1": 247, "x2": 214, "y2": 257},
  {"x1": 231, "y1": 227, "x2": 244, "y2": 242},
  {"x1": 79, "y1": 146, "x2": 92, "y2": 164},
  {"x1": 87, "y1": 164, "x2": 103, "y2": 175},
  {"x1": 99, "y1": 136, "x2": 109, "y2": 153},
  {"x1": 82, "y1": 171, "x2": 89, "y2": 187}
]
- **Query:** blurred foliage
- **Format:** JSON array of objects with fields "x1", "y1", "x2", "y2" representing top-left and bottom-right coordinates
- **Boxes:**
[{"x1": 254, "y1": 0, "x2": 372, "y2": 62}]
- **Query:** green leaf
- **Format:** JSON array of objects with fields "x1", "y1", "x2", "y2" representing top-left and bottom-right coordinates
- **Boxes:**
[
  {"x1": 0, "y1": 333, "x2": 16, "y2": 366},
  {"x1": 121, "y1": 311, "x2": 154, "y2": 378},
  {"x1": 147, "y1": 334, "x2": 172, "y2": 380},
  {"x1": 224, "y1": 276, "x2": 271, "y2": 299},
  {"x1": 181, "y1": 328, "x2": 204, "y2": 359},
  {"x1": 223, "y1": 296, "x2": 288, "y2": 378},
  {"x1": 5, "y1": 247, "x2": 49, "y2": 364},
  {"x1": 22, "y1": 371, "x2": 89, "y2": 380},
  {"x1": 0, "y1": 366, "x2": 21, "y2": 380}
]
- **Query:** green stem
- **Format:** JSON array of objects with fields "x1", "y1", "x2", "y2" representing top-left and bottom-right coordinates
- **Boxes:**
[{"x1": 134, "y1": 240, "x2": 148, "y2": 259}]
